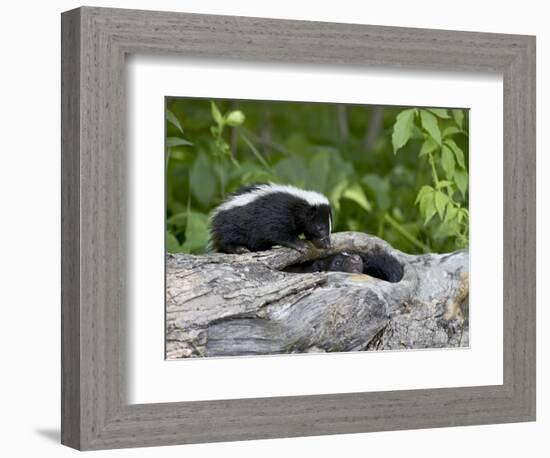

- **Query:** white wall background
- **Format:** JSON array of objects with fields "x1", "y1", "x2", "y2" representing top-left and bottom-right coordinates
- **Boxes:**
[{"x1": 0, "y1": 1, "x2": 546, "y2": 456}]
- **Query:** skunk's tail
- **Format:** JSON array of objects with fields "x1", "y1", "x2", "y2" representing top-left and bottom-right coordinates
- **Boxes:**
[{"x1": 360, "y1": 248, "x2": 403, "y2": 283}]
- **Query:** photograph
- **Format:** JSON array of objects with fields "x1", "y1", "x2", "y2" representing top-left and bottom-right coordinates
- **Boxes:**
[
  {"x1": 47, "y1": 3, "x2": 537, "y2": 452},
  {"x1": 165, "y1": 98, "x2": 470, "y2": 359}
]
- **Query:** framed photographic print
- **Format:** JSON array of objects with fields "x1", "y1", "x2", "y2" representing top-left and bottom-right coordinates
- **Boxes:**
[{"x1": 61, "y1": 6, "x2": 536, "y2": 450}]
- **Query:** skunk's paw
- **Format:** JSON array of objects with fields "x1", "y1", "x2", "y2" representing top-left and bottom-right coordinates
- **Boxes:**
[{"x1": 281, "y1": 240, "x2": 309, "y2": 254}]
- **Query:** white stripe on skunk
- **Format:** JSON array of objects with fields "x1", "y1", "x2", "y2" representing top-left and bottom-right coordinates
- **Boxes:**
[{"x1": 212, "y1": 183, "x2": 329, "y2": 217}]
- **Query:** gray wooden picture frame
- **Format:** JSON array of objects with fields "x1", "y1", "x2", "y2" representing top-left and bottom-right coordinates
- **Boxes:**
[{"x1": 61, "y1": 6, "x2": 536, "y2": 451}]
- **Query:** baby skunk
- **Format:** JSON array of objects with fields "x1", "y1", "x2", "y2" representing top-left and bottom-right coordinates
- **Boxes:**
[
  {"x1": 208, "y1": 183, "x2": 332, "y2": 254},
  {"x1": 284, "y1": 252, "x2": 364, "y2": 274},
  {"x1": 286, "y1": 251, "x2": 403, "y2": 282}
]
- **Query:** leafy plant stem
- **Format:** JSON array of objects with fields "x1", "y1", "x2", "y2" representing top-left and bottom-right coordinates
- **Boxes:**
[
  {"x1": 241, "y1": 128, "x2": 291, "y2": 156},
  {"x1": 384, "y1": 213, "x2": 430, "y2": 253},
  {"x1": 428, "y1": 150, "x2": 440, "y2": 187},
  {"x1": 241, "y1": 133, "x2": 271, "y2": 170}
]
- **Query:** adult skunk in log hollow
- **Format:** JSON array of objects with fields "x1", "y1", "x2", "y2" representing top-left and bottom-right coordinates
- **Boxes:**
[{"x1": 208, "y1": 183, "x2": 332, "y2": 254}]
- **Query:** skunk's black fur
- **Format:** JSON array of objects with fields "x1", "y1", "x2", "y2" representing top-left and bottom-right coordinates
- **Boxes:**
[
  {"x1": 359, "y1": 248, "x2": 403, "y2": 283},
  {"x1": 284, "y1": 252, "x2": 364, "y2": 274},
  {"x1": 284, "y1": 249, "x2": 403, "y2": 283},
  {"x1": 208, "y1": 183, "x2": 332, "y2": 254}
]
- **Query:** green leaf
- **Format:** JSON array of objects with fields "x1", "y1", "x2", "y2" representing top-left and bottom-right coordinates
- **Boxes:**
[
  {"x1": 417, "y1": 187, "x2": 435, "y2": 223},
  {"x1": 167, "y1": 212, "x2": 187, "y2": 229},
  {"x1": 190, "y1": 153, "x2": 218, "y2": 207},
  {"x1": 363, "y1": 174, "x2": 391, "y2": 211},
  {"x1": 181, "y1": 211, "x2": 209, "y2": 253},
  {"x1": 392, "y1": 108, "x2": 416, "y2": 153},
  {"x1": 426, "y1": 108, "x2": 451, "y2": 119},
  {"x1": 210, "y1": 101, "x2": 223, "y2": 126},
  {"x1": 452, "y1": 109, "x2": 465, "y2": 128},
  {"x1": 457, "y1": 208, "x2": 469, "y2": 224},
  {"x1": 272, "y1": 156, "x2": 308, "y2": 187},
  {"x1": 424, "y1": 201, "x2": 437, "y2": 225},
  {"x1": 420, "y1": 110, "x2": 442, "y2": 145},
  {"x1": 307, "y1": 150, "x2": 332, "y2": 193},
  {"x1": 419, "y1": 137, "x2": 438, "y2": 157},
  {"x1": 225, "y1": 110, "x2": 245, "y2": 127},
  {"x1": 166, "y1": 109, "x2": 184, "y2": 133},
  {"x1": 324, "y1": 150, "x2": 355, "y2": 193},
  {"x1": 166, "y1": 137, "x2": 193, "y2": 147},
  {"x1": 434, "y1": 218, "x2": 460, "y2": 239},
  {"x1": 444, "y1": 205, "x2": 459, "y2": 224},
  {"x1": 233, "y1": 162, "x2": 274, "y2": 184},
  {"x1": 434, "y1": 191, "x2": 448, "y2": 219},
  {"x1": 329, "y1": 180, "x2": 349, "y2": 212},
  {"x1": 415, "y1": 185, "x2": 433, "y2": 205},
  {"x1": 441, "y1": 144, "x2": 456, "y2": 179},
  {"x1": 444, "y1": 138, "x2": 466, "y2": 169},
  {"x1": 166, "y1": 231, "x2": 182, "y2": 253},
  {"x1": 436, "y1": 180, "x2": 453, "y2": 190},
  {"x1": 454, "y1": 169, "x2": 469, "y2": 197},
  {"x1": 442, "y1": 126, "x2": 461, "y2": 138},
  {"x1": 418, "y1": 193, "x2": 430, "y2": 217},
  {"x1": 342, "y1": 183, "x2": 372, "y2": 212}
]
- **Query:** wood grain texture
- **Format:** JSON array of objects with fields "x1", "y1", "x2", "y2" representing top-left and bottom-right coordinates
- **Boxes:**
[
  {"x1": 165, "y1": 232, "x2": 469, "y2": 358},
  {"x1": 60, "y1": 6, "x2": 536, "y2": 450},
  {"x1": 60, "y1": 8, "x2": 81, "y2": 449}
]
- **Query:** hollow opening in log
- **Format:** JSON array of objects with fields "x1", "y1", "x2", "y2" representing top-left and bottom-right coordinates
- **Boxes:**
[{"x1": 283, "y1": 250, "x2": 404, "y2": 283}]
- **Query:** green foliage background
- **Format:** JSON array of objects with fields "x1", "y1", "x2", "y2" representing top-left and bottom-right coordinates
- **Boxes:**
[{"x1": 166, "y1": 98, "x2": 469, "y2": 255}]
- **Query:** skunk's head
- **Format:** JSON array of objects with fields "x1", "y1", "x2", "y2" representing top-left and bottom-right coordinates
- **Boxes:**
[
  {"x1": 304, "y1": 203, "x2": 332, "y2": 249},
  {"x1": 328, "y1": 252, "x2": 363, "y2": 273}
]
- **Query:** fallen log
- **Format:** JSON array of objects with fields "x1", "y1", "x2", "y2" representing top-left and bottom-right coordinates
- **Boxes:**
[{"x1": 166, "y1": 232, "x2": 469, "y2": 359}]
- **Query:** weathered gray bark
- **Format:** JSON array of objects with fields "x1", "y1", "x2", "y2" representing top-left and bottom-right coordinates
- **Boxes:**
[{"x1": 166, "y1": 232, "x2": 469, "y2": 359}]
